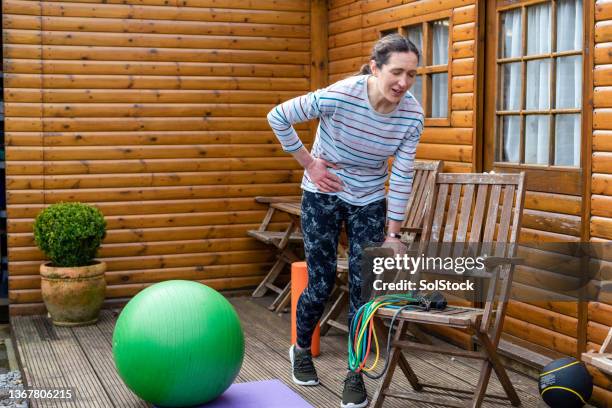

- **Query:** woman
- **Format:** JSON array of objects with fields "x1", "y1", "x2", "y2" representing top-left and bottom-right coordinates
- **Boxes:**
[{"x1": 267, "y1": 34, "x2": 422, "y2": 408}]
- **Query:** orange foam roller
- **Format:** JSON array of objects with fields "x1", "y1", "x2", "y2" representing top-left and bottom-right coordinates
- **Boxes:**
[{"x1": 291, "y1": 261, "x2": 320, "y2": 357}]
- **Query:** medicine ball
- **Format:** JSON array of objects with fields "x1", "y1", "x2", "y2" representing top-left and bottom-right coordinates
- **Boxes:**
[{"x1": 539, "y1": 357, "x2": 592, "y2": 408}]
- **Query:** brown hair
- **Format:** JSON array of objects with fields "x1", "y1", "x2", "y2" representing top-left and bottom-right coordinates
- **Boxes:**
[{"x1": 357, "y1": 33, "x2": 420, "y2": 75}]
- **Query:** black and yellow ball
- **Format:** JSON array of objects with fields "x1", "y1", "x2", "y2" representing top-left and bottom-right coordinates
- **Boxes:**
[{"x1": 539, "y1": 357, "x2": 593, "y2": 408}]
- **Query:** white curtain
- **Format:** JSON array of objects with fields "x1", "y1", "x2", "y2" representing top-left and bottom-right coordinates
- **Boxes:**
[
  {"x1": 524, "y1": 3, "x2": 551, "y2": 164},
  {"x1": 432, "y1": 20, "x2": 448, "y2": 65},
  {"x1": 527, "y1": 3, "x2": 551, "y2": 55},
  {"x1": 407, "y1": 26, "x2": 423, "y2": 66},
  {"x1": 555, "y1": 114, "x2": 580, "y2": 166},
  {"x1": 500, "y1": 0, "x2": 582, "y2": 166},
  {"x1": 431, "y1": 73, "x2": 448, "y2": 117},
  {"x1": 555, "y1": 0, "x2": 582, "y2": 166},
  {"x1": 502, "y1": 63, "x2": 521, "y2": 111},
  {"x1": 411, "y1": 75, "x2": 423, "y2": 105},
  {"x1": 557, "y1": 0, "x2": 582, "y2": 52},
  {"x1": 406, "y1": 25, "x2": 423, "y2": 105},
  {"x1": 501, "y1": 9, "x2": 521, "y2": 162},
  {"x1": 431, "y1": 20, "x2": 448, "y2": 117},
  {"x1": 502, "y1": 8, "x2": 522, "y2": 58},
  {"x1": 525, "y1": 115, "x2": 550, "y2": 164}
]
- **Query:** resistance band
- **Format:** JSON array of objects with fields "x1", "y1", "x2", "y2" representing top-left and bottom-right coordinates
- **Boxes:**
[{"x1": 347, "y1": 292, "x2": 446, "y2": 379}]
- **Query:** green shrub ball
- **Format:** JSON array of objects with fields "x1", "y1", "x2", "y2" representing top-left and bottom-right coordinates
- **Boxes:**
[
  {"x1": 112, "y1": 281, "x2": 245, "y2": 407},
  {"x1": 33, "y1": 202, "x2": 106, "y2": 267}
]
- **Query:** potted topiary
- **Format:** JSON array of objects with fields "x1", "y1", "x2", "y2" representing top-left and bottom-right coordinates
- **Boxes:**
[{"x1": 33, "y1": 202, "x2": 107, "y2": 326}]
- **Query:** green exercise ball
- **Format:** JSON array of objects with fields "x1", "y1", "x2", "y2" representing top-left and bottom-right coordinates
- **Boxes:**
[{"x1": 112, "y1": 280, "x2": 244, "y2": 407}]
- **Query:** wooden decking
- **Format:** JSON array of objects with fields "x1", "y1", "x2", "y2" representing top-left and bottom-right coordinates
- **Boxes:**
[{"x1": 12, "y1": 296, "x2": 545, "y2": 408}]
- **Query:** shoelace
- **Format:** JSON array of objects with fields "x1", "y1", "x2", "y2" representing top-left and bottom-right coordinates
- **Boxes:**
[
  {"x1": 344, "y1": 374, "x2": 365, "y2": 393},
  {"x1": 295, "y1": 354, "x2": 316, "y2": 374}
]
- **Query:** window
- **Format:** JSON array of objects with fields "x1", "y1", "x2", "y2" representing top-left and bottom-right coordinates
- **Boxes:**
[
  {"x1": 402, "y1": 19, "x2": 450, "y2": 121},
  {"x1": 496, "y1": 0, "x2": 583, "y2": 167}
]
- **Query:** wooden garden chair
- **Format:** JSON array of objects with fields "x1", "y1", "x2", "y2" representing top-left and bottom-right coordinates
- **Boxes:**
[
  {"x1": 582, "y1": 327, "x2": 612, "y2": 375},
  {"x1": 249, "y1": 196, "x2": 303, "y2": 309},
  {"x1": 371, "y1": 172, "x2": 526, "y2": 408},
  {"x1": 320, "y1": 160, "x2": 443, "y2": 335}
]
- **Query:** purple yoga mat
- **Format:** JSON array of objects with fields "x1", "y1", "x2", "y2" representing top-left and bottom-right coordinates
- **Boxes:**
[
  {"x1": 155, "y1": 380, "x2": 314, "y2": 408},
  {"x1": 200, "y1": 380, "x2": 313, "y2": 408}
]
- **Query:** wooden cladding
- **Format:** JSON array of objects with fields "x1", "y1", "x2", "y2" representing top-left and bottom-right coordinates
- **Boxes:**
[
  {"x1": 593, "y1": 0, "x2": 612, "y2": 238},
  {"x1": 3, "y1": 0, "x2": 314, "y2": 313},
  {"x1": 590, "y1": 4, "x2": 612, "y2": 402}
]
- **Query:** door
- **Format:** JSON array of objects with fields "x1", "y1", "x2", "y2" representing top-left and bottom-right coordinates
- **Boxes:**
[{"x1": 483, "y1": 0, "x2": 589, "y2": 198}]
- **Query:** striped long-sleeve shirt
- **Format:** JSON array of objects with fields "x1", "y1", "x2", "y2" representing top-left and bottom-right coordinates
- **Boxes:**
[{"x1": 267, "y1": 74, "x2": 424, "y2": 222}]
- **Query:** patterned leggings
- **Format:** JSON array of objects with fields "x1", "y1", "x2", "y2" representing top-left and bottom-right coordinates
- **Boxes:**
[{"x1": 296, "y1": 191, "x2": 386, "y2": 349}]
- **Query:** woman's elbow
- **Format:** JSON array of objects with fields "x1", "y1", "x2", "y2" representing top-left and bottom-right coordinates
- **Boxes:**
[
  {"x1": 266, "y1": 109, "x2": 276, "y2": 126},
  {"x1": 267, "y1": 107, "x2": 287, "y2": 128}
]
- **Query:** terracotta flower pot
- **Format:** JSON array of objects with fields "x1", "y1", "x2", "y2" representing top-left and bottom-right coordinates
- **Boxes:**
[{"x1": 40, "y1": 261, "x2": 107, "y2": 326}]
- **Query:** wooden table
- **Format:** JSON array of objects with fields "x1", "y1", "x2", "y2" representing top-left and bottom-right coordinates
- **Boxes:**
[
  {"x1": 247, "y1": 198, "x2": 373, "y2": 319},
  {"x1": 582, "y1": 327, "x2": 612, "y2": 375},
  {"x1": 248, "y1": 197, "x2": 303, "y2": 312}
]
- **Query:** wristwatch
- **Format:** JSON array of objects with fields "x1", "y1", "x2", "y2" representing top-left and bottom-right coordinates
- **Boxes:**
[{"x1": 386, "y1": 232, "x2": 401, "y2": 239}]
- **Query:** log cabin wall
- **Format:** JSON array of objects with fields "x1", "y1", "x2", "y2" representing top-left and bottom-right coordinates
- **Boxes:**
[
  {"x1": 590, "y1": 1, "x2": 612, "y2": 405},
  {"x1": 2, "y1": 0, "x2": 316, "y2": 314}
]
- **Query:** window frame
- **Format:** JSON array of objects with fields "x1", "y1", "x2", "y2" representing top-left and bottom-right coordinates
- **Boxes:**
[
  {"x1": 483, "y1": 0, "x2": 591, "y2": 196},
  {"x1": 377, "y1": 10, "x2": 453, "y2": 127}
]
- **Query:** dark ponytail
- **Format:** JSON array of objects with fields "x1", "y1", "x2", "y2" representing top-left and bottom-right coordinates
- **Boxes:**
[
  {"x1": 355, "y1": 33, "x2": 420, "y2": 75},
  {"x1": 358, "y1": 64, "x2": 372, "y2": 75}
]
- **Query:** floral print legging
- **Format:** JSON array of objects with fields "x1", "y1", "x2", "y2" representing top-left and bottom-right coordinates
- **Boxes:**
[{"x1": 296, "y1": 191, "x2": 386, "y2": 349}]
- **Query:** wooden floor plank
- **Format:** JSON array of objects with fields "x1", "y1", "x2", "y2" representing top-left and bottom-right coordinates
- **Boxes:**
[
  {"x1": 415, "y1": 337, "x2": 542, "y2": 407},
  {"x1": 12, "y1": 316, "x2": 70, "y2": 408},
  {"x1": 71, "y1": 323, "x2": 148, "y2": 408},
  {"x1": 95, "y1": 310, "x2": 119, "y2": 343},
  {"x1": 36, "y1": 317, "x2": 114, "y2": 408},
  {"x1": 241, "y1": 331, "x2": 337, "y2": 408}
]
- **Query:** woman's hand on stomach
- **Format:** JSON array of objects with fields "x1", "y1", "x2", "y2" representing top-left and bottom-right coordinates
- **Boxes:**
[{"x1": 306, "y1": 158, "x2": 344, "y2": 193}]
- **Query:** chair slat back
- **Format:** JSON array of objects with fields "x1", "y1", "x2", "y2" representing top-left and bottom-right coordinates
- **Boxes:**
[
  {"x1": 468, "y1": 184, "x2": 489, "y2": 243},
  {"x1": 400, "y1": 160, "x2": 443, "y2": 242},
  {"x1": 421, "y1": 173, "x2": 525, "y2": 250},
  {"x1": 416, "y1": 172, "x2": 526, "y2": 336},
  {"x1": 455, "y1": 184, "x2": 475, "y2": 243},
  {"x1": 403, "y1": 160, "x2": 443, "y2": 229},
  {"x1": 482, "y1": 184, "x2": 502, "y2": 245}
]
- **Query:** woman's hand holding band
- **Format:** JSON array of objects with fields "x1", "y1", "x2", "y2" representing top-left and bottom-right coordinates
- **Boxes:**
[{"x1": 382, "y1": 235, "x2": 407, "y2": 256}]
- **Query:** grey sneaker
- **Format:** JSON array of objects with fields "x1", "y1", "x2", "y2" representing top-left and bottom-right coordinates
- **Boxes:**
[
  {"x1": 341, "y1": 371, "x2": 368, "y2": 408},
  {"x1": 289, "y1": 345, "x2": 319, "y2": 386}
]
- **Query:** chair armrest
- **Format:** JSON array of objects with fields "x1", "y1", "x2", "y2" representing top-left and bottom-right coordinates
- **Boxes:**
[
  {"x1": 481, "y1": 256, "x2": 523, "y2": 268},
  {"x1": 363, "y1": 247, "x2": 395, "y2": 258},
  {"x1": 400, "y1": 227, "x2": 422, "y2": 233},
  {"x1": 255, "y1": 196, "x2": 301, "y2": 204}
]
